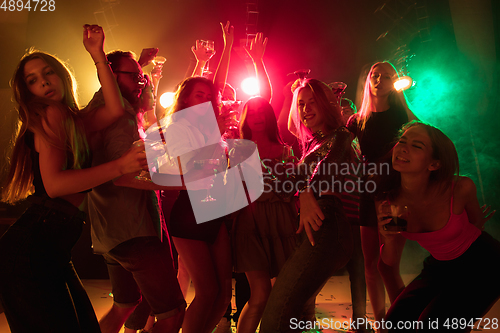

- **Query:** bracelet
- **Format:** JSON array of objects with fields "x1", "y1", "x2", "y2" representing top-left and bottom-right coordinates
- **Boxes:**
[{"x1": 94, "y1": 60, "x2": 111, "y2": 66}]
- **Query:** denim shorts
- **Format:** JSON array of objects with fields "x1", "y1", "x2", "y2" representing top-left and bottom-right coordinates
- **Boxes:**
[{"x1": 103, "y1": 236, "x2": 186, "y2": 319}]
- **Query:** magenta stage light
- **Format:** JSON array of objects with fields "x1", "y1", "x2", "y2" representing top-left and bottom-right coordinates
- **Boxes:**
[{"x1": 241, "y1": 77, "x2": 259, "y2": 96}]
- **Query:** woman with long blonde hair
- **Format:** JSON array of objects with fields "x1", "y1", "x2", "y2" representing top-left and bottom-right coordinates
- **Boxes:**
[
  {"x1": 0, "y1": 25, "x2": 145, "y2": 332},
  {"x1": 346, "y1": 61, "x2": 418, "y2": 323}
]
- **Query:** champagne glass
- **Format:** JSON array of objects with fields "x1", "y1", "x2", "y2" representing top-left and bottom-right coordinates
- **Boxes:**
[
  {"x1": 150, "y1": 56, "x2": 166, "y2": 95},
  {"x1": 152, "y1": 56, "x2": 166, "y2": 68}
]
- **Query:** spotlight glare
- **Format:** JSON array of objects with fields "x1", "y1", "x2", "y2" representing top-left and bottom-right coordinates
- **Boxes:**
[
  {"x1": 159, "y1": 92, "x2": 176, "y2": 108},
  {"x1": 241, "y1": 77, "x2": 260, "y2": 96},
  {"x1": 394, "y1": 76, "x2": 413, "y2": 92}
]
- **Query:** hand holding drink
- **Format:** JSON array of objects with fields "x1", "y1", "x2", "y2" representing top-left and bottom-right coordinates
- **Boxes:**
[
  {"x1": 133, "y1": 139, "x2": 166, "y2": 181},
  {"x1": 379, "y1": 201, "x2": 408, "y2": 232}
]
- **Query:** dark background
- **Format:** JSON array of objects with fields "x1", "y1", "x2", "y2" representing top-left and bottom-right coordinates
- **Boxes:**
[{"x1": 0, "y1": 0, "x2": 498, "y2": 276}]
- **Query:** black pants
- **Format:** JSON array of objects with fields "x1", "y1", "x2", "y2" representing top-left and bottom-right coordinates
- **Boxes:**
[
  {"x1": 0, "y1": 200, "x2": 100, "y2": 333},
  {"x1": 386, "y1": 232, "x2": 500, "y2": 332}
]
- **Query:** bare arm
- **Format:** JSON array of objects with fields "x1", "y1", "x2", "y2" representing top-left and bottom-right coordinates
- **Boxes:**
[
  {"x1": 82, "y1": 24, "x2": 124, "y2": 132},
  {"x1": 113, "y1": 172, "x2": 184, "y2": 190},
  {"x1": 137, "y1": 48, "x2": 159, "y2": 67},
  {"x1": 286, "y1": 80, "x2": 302, "y2": 138},
  {"x1": 244, "y1": 32, "x2": 272, "y2": 102},
  {"x1": 113, "y1": 166, "x2": 214, "y2": 191},
  {"x1": 460, "y1": 176, "x2": 496, "y2": 229},
  {"x1": 38, "y1": 106, "x2": 146, "y2": 198},
  {"x1": 191, "y1": 40, "x2": 215, "y2": 77},
  {"x1": 213, "y1": 21, "x2": 234, "y2": 95},
  {"x1": 376, "y1": 200, "x2": 407, "y2": 266},
  {"x1": 277, "y1": 82, "x2": 293, "y2": 128}
]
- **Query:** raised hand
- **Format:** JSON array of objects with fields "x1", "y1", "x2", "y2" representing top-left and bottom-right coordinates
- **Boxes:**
[
  {"x1": 83, "y1": 24, "x2": 105, "y2": 59},
  {"x1": 244, "y1": 32, "x2": 268, "y2": 62},
  {"x1": 216, "y1": 108, "x2": 238, "y2": 135},
  {"x1": 220, "y1": 21, "x2": 234, "y2": 48},
  {"x1": 138, "y1": 48, "x2": 159, "y2": 67},
  {"x1": 191, "y1": 40, "x2": 216, "y2": 62}
]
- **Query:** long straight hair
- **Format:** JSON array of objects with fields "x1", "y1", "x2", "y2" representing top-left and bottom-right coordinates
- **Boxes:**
[
  {"x1": 2, "y1": 50, "x2": 89, "y2": 204},
  {"x1": 239, "y1": 96, "x2": 283, "y2": 145},
  {"x1": 357, "y1": 61, "x2": 415, "y2": 131},
  {"x1": 161, "y1": 76, "x2": 220, "y2": 125},
  {"x1": 290, "y1": 78, "x2": 343, "y2": 154}
]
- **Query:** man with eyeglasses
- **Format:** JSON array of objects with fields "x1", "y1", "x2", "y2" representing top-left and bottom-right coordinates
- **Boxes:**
[{"x1": 84, "y1": 50, "x2": 187, "y2": 333}]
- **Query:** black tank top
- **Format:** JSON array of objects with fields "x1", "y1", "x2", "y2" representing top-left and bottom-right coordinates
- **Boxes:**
[{"x1": 25, "y1": 131, "x2": 92, "y2": 196}]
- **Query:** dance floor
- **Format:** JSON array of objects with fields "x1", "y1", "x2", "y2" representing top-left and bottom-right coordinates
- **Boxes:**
[{"x1": 1, "y1": 274, "x2": 499, "y2": 332}]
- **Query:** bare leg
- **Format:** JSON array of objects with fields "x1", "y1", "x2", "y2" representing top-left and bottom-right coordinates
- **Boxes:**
[
  {"x1": 361, "y1": 226, "x2": 386, "y2": 323},
  {"x1": 177, "y1": 255, "x2": 191, "y2": 298},
  {"x1": 378, "y1": 256, "x2": 405, "y2": 304},
  {"x1": 237, "y1": 270, "x2": 272, "y2": 333},
  {"x1": 173, "y1": 225, "x2": 232, "y2": 333},
  {"x1": 203, "y1": 225, "x2": 233, "y2": 331},
  {"x1": 143, "y1": 315, "x2": 156, "y2": 332},
  {"x1": 152, "y1": 311, "x2": 184, "y2": 333},
  {"x1": 99, "y1": 304, "x2": 136, "y2": 333}
]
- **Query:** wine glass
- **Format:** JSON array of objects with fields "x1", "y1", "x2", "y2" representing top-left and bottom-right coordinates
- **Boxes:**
[{"x1": 152, "y1": 56, "x2": 166, "y2": 68}]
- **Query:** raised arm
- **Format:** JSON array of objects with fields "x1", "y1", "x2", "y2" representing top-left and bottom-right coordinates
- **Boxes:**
[
  {"x1": 191, "y1": 40, "x2": 216, "y2": 77},
  {"x1": 286, "y1": 79, "x2": 303, "y2": 138},
  {"x1": 213, "y1": 21, "x2": 234, "y2": 95},
  {"x1": 81, "y1": 24, "x2": 124, "y2": 132},
  {"x1": 244, "y1": 32, "x2": 272, "y2": 102},
  {"x1": 38, "y1": 106, "x2": 146, "y2": 198},
  {"x1": 137, "y1": 48, "x2": 159, "y2": 68}
]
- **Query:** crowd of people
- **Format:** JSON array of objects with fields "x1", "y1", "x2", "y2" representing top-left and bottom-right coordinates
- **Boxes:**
[{"x1": 0, "y1": 21, "x2": 498, "y2": 333}]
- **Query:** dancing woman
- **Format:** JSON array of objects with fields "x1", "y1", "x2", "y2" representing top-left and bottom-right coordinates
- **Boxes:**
[
  {"x1": 0, "y1": 25, "x2": 145, "y2": 332},
  {"x1": 163, "y1": 76, "x2": 235, "y2": 333},
  {"x1": 346, "y1": 61, "x2": 417, "y2": 322},
  {"x1": 260, "y1": 79, "x2": 362, "y2": 332},
  {"x1": 377, "y1": 121, "x2": 499, "y2": 332},
  {"x1": 233, "y1": 96, "x2": 298, "y2": 333}
]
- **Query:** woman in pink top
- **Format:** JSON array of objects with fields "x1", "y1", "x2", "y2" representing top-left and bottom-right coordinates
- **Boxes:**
[{"x1": 376, "y1": 121, "x2": 499, "y2": 332}]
